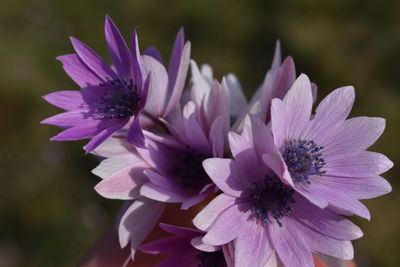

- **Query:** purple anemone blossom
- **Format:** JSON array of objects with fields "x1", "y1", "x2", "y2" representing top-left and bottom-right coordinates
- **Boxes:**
[
  {"x1": 140, "y1": 223, "x2": 228, "y2": 267},
  {"x1": 262, "y1": 74, "x2": 393, "y2": 219},
  {"x1": 42, "y1": 16, "x2": 150, "y2": 152},
  {"x1": 137, "y1": 76, "x2": 232, "y2": 209},
  {"x1": 194, "y1": 121, "x2": 363, "y2": 267}
]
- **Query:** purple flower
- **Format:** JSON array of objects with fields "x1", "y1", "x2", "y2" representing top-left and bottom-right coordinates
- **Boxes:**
[
  {"x1": 137, "y1": 76, "x2": 232, "y2": 209},
  {"x1": 42, "y1": 16, "x2": 150, "y2": 152},
  {"x1": 263, "y1": 74, "x2": 393, "y2": 219},
  {"x1": 140, "y1": 223, "x2": 228, "y2": 267},
  {"x1": 194, "y1": 122, "x2": 363, "y2": 267}
]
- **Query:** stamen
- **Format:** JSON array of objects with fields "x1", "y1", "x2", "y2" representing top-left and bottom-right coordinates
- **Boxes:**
[
  {"x1": 248, "y1": 175, "x2": 295, "y2": 226},
  {"x1": 92, "y1": 78, "x2": 141, "y2": 120},
  {"x1": 281, "y1": 139, "x2": 326, "y2": 184},
  {"x1": 171, "y1": 150, "x2": 210, "y2": 190}
]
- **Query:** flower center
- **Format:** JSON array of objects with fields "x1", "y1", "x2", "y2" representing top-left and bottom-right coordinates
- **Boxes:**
[
  {"x1": 92, "y1": 78, "x2": 141, "y2": 120},
  {"x1": 249, "y1": 175, "x2": 295, "y2": 226},
  {"x1": 281, "y1": 139, "x2": 326, "y2": 184},
  {"x1": 171, "y1": 150, "x2": 210, "y2": 190},
  {"x1": 196, "y1": 250, "x2": 227, "y2": 267}
]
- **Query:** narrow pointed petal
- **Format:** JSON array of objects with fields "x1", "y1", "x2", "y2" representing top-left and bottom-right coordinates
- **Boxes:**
[
  {"x1": 42, "y1": 91, "x2": 84, "y2": 110},
  {"x1": 130, "y1": 29, "x2": 142, "y2": 89},
  {"x1": 164, "y1": 42, "x2": 191, "y2": 116},
  {"x1": 41, "y1": 110, "x2": 87, "y2": 127},
  {"x1": 57, "y1": 54, "x2": 102, "y2": 88},
  {"x1": 126, "y1": 116, "x2": 145, "y2": 148},
  {"x1": 105, "y1": 16, "x2": 131, "y2": 78},
  {"x1": 85, "y1": 120, "x2": 127, "y2": 153},
  {"x1": 70, "y1": 36, "x2": 117, "y2": 80},
  {"x1": 141, "y1": 55, "x2": 168, "y2": 116},
  {"x1": 140, "y1": 183, "x2": 191, "y2": 203},
  {"x1": 50, "y1": 119, "x2": 103, "y2": 141},
  {"x1": 281, "y1": 73, "x2": 313, "y2": 140},
  {"x1": 305, "y1": 86, "x2": 355, "y2": 141},
  {"x1": 209, "y1": 116, "x2": 225, "y2": 157},
  {"x1": 167, "y1": 28, "x2": 185, "y2": 93},
  {"x1": 270, "y1": 98, "x2": 287, "y2": 148},
  {"x1": 321, "y1": 117, "x2": 386, "y2": 155}
]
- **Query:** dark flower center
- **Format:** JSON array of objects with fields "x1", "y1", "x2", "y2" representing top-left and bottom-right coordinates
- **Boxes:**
[
  {"x1": 281, "y1": 139, "x2": 326, "y2": 184},
  {"x1": 196, "y1": 250, "x2": 227, "y2": 267},
  {"x1": 249, "y1": 175, "x2": 295, "y2": 226},
  {"x1": 171, "y1": 150, "x2": 210, "y2": 190},
  {"x1": 92, "y1": 78, "x2": 141, "y2": 120}
]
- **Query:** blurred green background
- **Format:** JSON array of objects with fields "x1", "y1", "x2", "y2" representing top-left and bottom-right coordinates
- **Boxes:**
[{"x1": 0, "y1": 0, "x2": 399, "y2": 266}]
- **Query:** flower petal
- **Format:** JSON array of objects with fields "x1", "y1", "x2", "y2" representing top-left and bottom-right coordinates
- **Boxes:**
[
  {"x1": 70, "y1": 36, "x2": 117, "y2": 80},
  {"x1": 269, "y1": 218, "x2": 313, "y2": 267},
  {"x1": 104, "y1": 16, "x2": 131, "y2": 78},
  {"x1": 235, "y1": 223, "x2": 272, "y2": 267},
  {"x1": 202, "y1": 203, "x2": 250, "y2": 246},
  {"x1": 50, "y1": 119, "x2": 103, "y2": 141},
  {"x1": 193, "y1": 193, "x2": 235, "y2": 231},
  {"x1": 42, "y1": 91, "x2": 84, "y2": 110},
  {"x1": 57, "y1": 54, "x2": 102, "y2": 88},
  {"x1": 127, "y1": 116, "x2": 145, "y2": 148},
  {"x1": 85, "y1": 120, "x2": 127, "y2": 153},
  {"x1": 118, "y1": 198, "x2": 164, "y2": 252},
  {"x1": 41, "y1": 110, "x2": 87, "y2": 127},
  {"x1": 140, "y1": 183, "x2": 191, "y2": 203},
  {"x1": 143, "y1": 46, "x2": 163, "y2": 63},
  {"x1": 209, "y1": 116, "x2": 225, "y2": 158}
]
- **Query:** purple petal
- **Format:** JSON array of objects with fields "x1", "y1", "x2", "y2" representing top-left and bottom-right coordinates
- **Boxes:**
[
  {"x1": 140, "y1": 236, "x2": 193, "y2": 255},
  {"x1": 57, "y1": 54, "x2": 102, "y2": 88},
  {"x1": 126, "y1": 116, "x2": 145, "y2": 148},
  {"x1": 41, "y1": 110, "x2": 87, "y2": 127},
  {"x1": 316, "y1": 254, "x2": 348, "y2": 267},
  {"x1": 190, "y1": 237, "x2": 219, "y2": 252},
  {"x1": 223, "y1": 74, "x2": 247, "y2": 118},
  {"x1": 138, "y1": 73, "x2": 151, "y2": 110},
  {"x1": 85, "y1": 120, "x2": 127, "y2": 153},
  {"x1": 269, "y1": 218, "x2": 313, "y2": 267},
  {"x1": 91, "y1": 137, "x2": 136, "y2": 158},
  {"x1": 167, "y1": 28, "x2": 184, "y2": 95},
  {"x1": 94, "y1": 165, "x2": 148, "y2": 200},
  {"x1": 141, "y1": 55, "x2": 169, "y2": 116},
  {"x1": 248, "y1": 115, "x2": 275, "y2": 156},
  {"x1": 295, "y1": 222, "x2": 354, "y2": 260},
  {"x1": 118, "y1": 198, "x2": 164, "y2": 251},
  {"x1": 70, "y1": 36, "x2": 117, "y2": 80},
  {"x1": 143, "y1": 46, "x2": 163, "y2": 63},
  {"x1": 202, "y1": 203, "x2": 250, "y2": 246},
  {"x1": 315, "y1": 175, "x2": 391, "y2": 200},
  {"x1": 228, "y1": 131, "x2": 253, "y2": 157},
  {"x1": 270, "y1": 98, "x2": 287, "y2": 148},
  {"x1": 193, "y1": 193, "x2": 235, "y2": 231},
  {"x1": 262, "y1": 152, "x2": 294, "y2": 187},
  {"x1": 235, "y1": 223, "x2": 272, "y2": 267},
  {"x1": 202, "y1": 158, "x2": 242, "y2": 197},
  {"x1": 130, "y1": 29, "x2": 142, "y2": 90},
  {"x1": 144, "y1": 169, "x2": 184, "y2": 191},
  {"x1": 321, "y1": 117, "x2": 386, "y2": 155},
  {"x1": 104, "y1": 16, "x2": 131, "y2": 78},
  {"x1": 280, "y1": 73, "x2": 313, "y2": 140},
  {"x1": 50, "y1": 119, "x2": 103, "y2": 141},
  {"x1": 164, "y1": 41, "x2": 191, "y2": 116},
  {"x1": 140, "y1": 183, "x2": 191, "y2": 203},
  {"x1": 291, "y1": 196, "x2": 363, "y2": 240},
  {"x1": 209, "y1": 116, "x2": 225, "y2": 157},
  {"x1": 182, "y1": 102, "x2": 210, "y2": 154},
  {"x1": 42, "y1": 91, "x2": 84, "y2": 110},
  {"x1": 305, "y1": 86, "x2": 355, "y2": 141},
  {"x1": 324, "y1": 151, "x2": 393, "y2": 177}
]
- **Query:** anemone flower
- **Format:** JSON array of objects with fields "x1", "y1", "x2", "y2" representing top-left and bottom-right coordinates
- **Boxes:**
[
  {"x1": 140, "y1": 223, "x2": 228, "y2": 267},
  {"x1": 194, "y1": 124, "x2": 363, "y2": 267},
  {"x1": 263, "y1": 74, "x2": 393, "y2": 219},
  {"x1": 42, "y1": 16, "x2": 150, "y2": 152}
]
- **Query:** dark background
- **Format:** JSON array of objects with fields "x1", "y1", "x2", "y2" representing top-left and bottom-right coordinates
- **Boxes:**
[{"x1": 0, "y1": 0, "x2": 399, "y2": 266}]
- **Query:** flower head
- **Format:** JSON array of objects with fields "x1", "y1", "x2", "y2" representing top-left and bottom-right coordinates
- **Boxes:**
[
  {"x1": 264, "y1": 74, "x2": 393, "y2": 218},
  {"x1": 194, "y1": 123, "x2": 363, "y2": 267},
  {"x1": 140, "y1": 223, "x2": 228, "y2": 267},
  {"x1": 42, "y1": 16, "x2": 150, "y2": 152}
]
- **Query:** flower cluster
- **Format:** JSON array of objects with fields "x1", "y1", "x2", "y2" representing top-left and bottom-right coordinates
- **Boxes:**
[{"x1": 42, "y1": 16, "x2": 393, "y2": 267}]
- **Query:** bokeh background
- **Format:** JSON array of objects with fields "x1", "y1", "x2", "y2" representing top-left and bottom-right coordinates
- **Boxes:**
[{"x1": 0, "y1": 0, "x2": 399, "y2": 266}]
